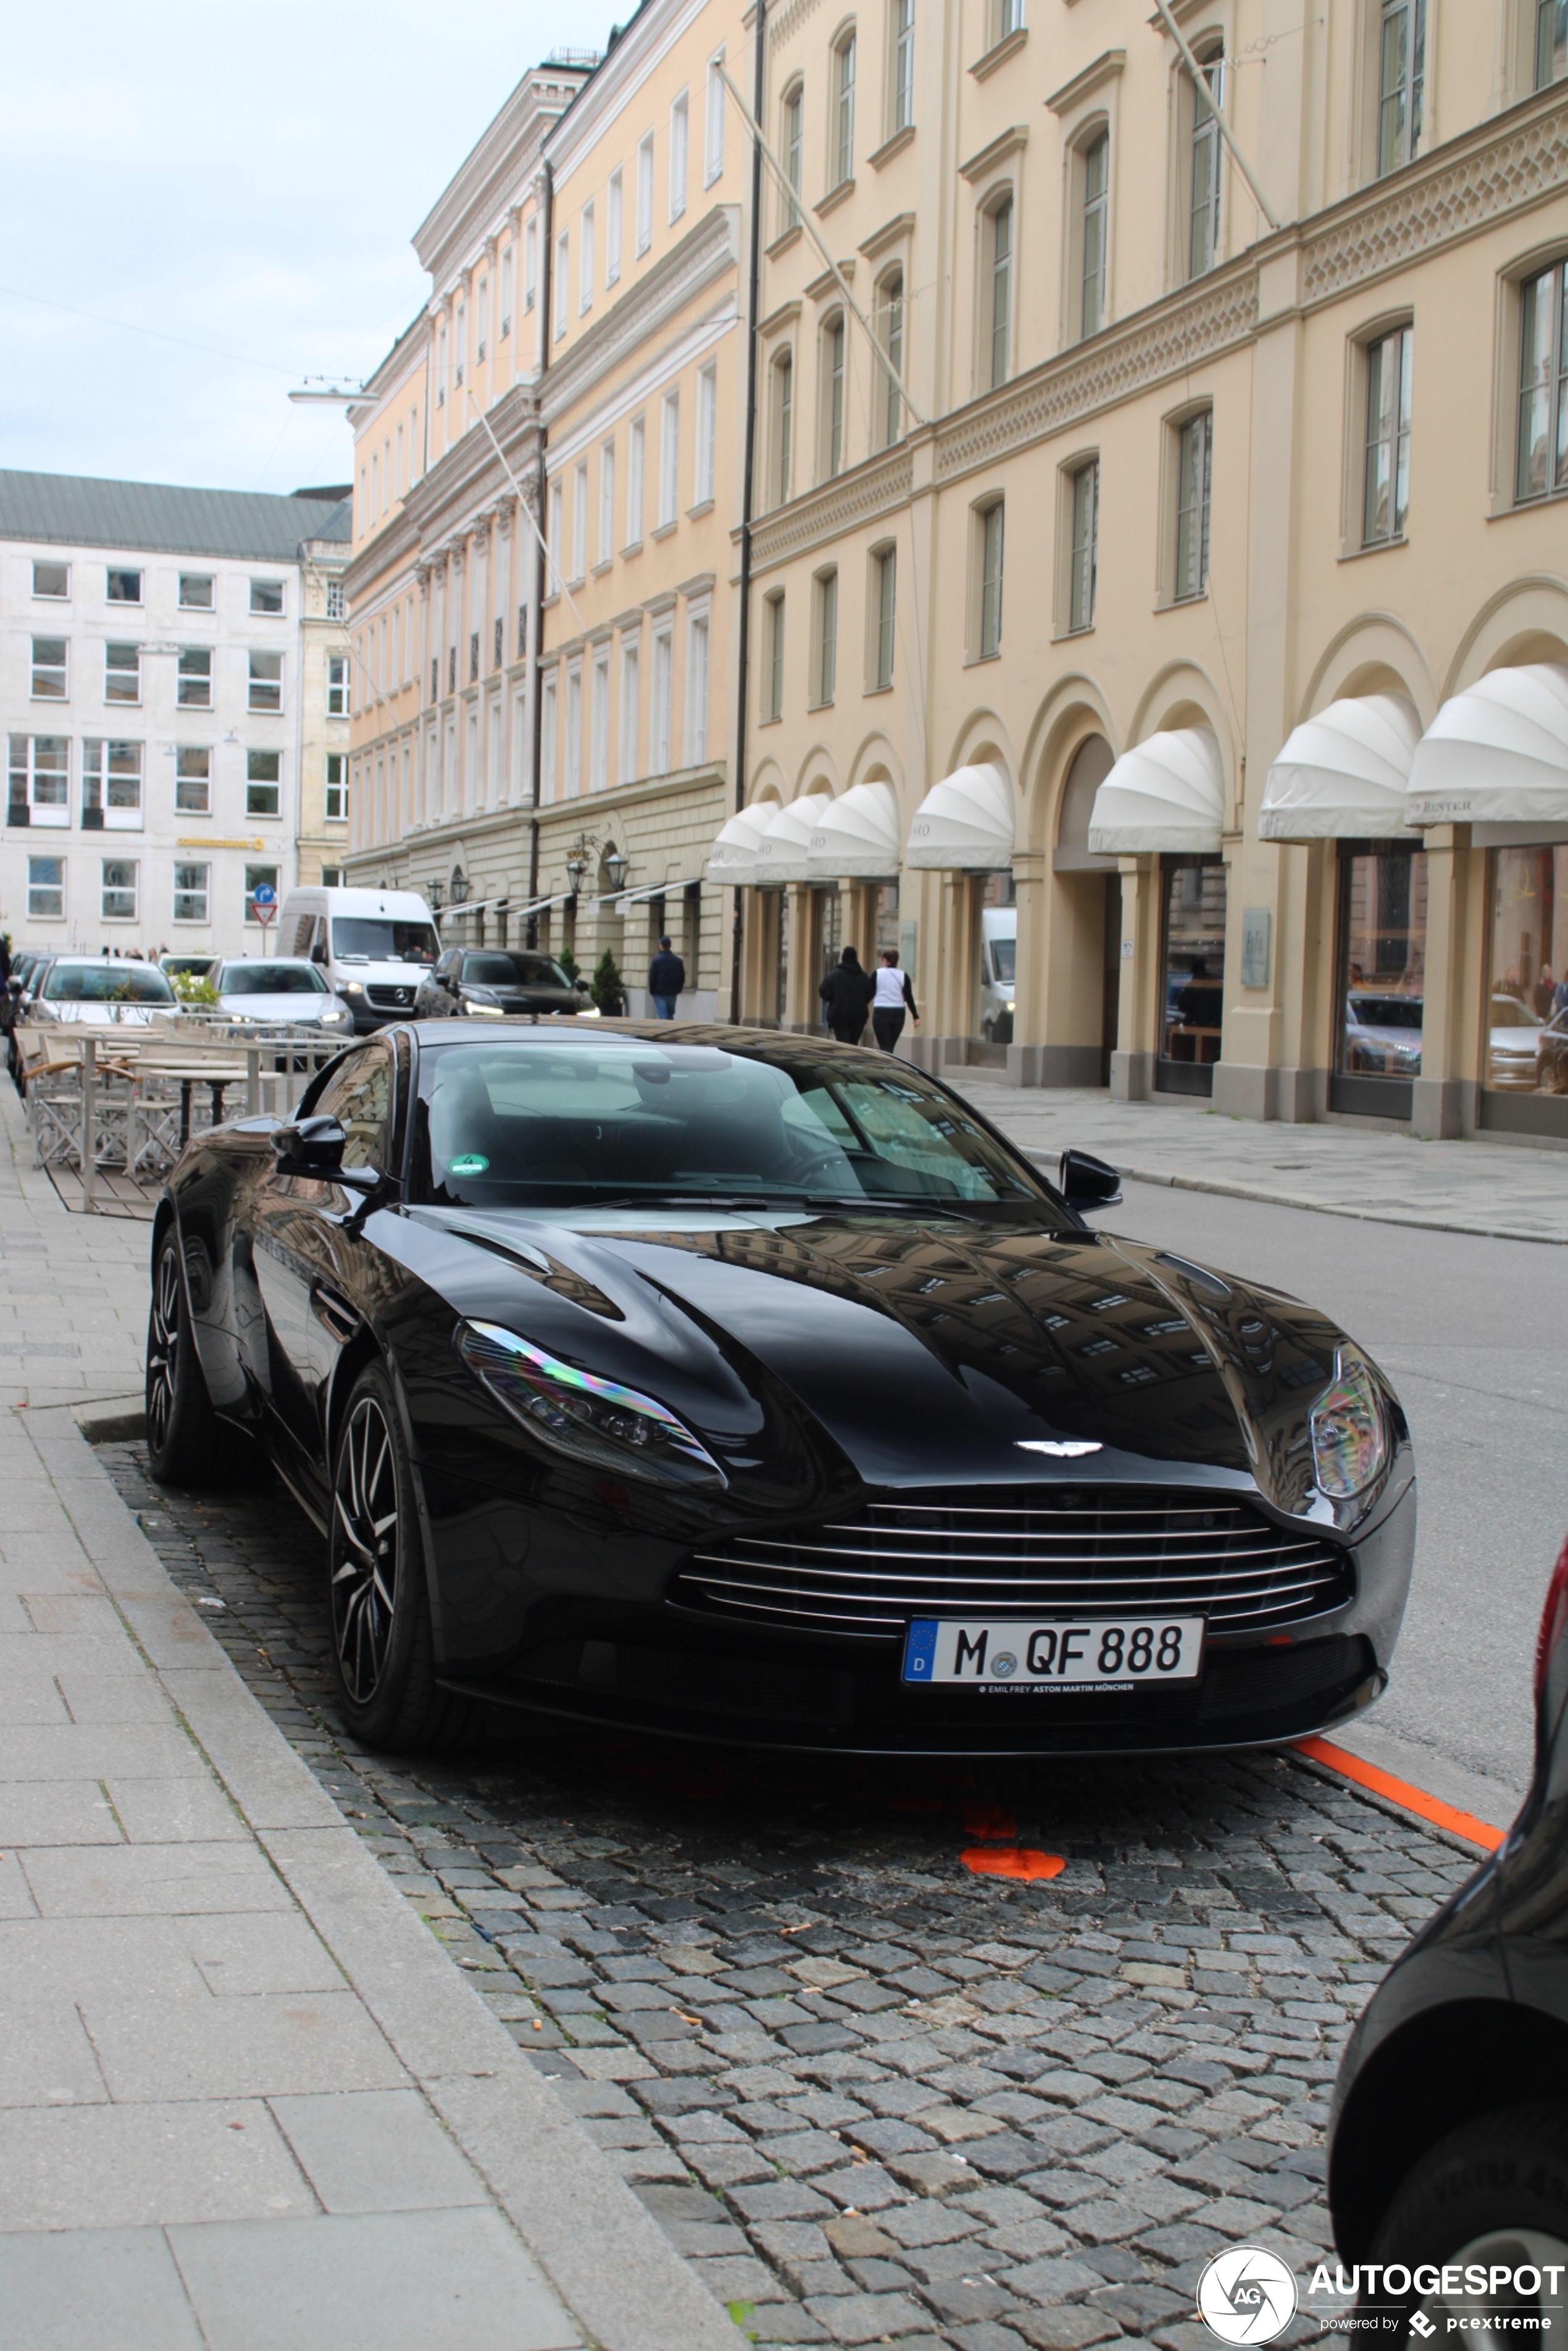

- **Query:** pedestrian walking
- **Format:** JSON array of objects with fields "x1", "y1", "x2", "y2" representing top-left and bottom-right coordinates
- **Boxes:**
[
  {"x1": 870, "y1": 948, "x2": 920, "y2": 1052},
  {"x1": 819, "y1": 945, "x2": 876, "y2": 1045},
  {"x1": 647, "y1": 935, "x2": 685, "y2": 1019}
]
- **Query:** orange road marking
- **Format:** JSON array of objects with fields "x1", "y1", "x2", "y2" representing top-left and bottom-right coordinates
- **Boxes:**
[
  {"x1": 961, "y1": 1847, "x2": 1066, "y2": 1881},
  {"x1": 1295, "y1": 1735, "x2": 1508, "y2": 1853}
]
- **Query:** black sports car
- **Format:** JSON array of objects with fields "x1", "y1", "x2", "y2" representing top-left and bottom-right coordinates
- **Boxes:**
[
  {"x1": 1327, "y1": 1530, "x2": 1568, "y2": 2342},
  {"x1": 415, "y1": 948, "x2": 598, "y2": 1023},
  {"x1": 145, "y1": 1021, "x2": 1416, "y2": 1753}
]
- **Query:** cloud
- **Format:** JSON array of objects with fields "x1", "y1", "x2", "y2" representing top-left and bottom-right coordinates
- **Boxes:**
[{"x1": 0, "y1": 0, "x2": 620, "y2": 491}]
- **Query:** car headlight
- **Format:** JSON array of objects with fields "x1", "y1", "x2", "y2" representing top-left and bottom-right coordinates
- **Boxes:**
[
  {"x1": 577, "y1": 1001, "x2": 601, "y2": 1017},
  {"x1": 455, "y1": 1319, "x2": 725, "y2": 1489},
  {"x1": 1309, "y1": 1346, "x2": 1388, "y2": 1499},
  {"x1": 342, "y1": 980, "x2": 364, "y2": 995},
  {"x1": 462, "y1": 998, "x2": 506, "y2": 1019},
  {"x1": 320, "y1": 1006, "x2": 349, "y2": 1024}
]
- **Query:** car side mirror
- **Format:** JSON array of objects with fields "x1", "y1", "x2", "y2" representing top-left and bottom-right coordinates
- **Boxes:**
[
  {"x1": 1059, "y1": 1148, "x2": 1122, "y2": 1210},
  {"x1": 273, "y1": 1114, "x2": 346, "y2": 1174},
  {"x1": 310, "y1": 943, "x2": 327, "y2": 966}
]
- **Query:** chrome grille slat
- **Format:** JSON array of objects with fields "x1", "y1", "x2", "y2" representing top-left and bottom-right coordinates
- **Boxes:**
[{"x1": 672, "y1": 1484, "x2": 1351, "y2": 1642}]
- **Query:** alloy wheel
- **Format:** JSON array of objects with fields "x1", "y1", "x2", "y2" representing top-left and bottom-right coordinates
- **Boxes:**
[
  {"x1": 332, "y1": 1396, "x2": 400, "y2": 1703},
  {"x1": 146, "y1": 1245, "x2": 181, "y2": 1455},
  {"x1": 1407, "y1": 2229, "x2": 1568, "y2": 2349}
]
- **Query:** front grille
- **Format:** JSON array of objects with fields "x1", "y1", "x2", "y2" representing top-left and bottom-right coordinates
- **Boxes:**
[
  {"x1": 675, "y1": 1487, "x2": 1352, "y2": 1641},
  {"x1": 367, "y1": 984, "x2": 415, "y2": 1009}
]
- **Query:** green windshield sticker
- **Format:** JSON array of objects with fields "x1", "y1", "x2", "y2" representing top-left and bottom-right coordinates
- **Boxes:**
[{"x1": 449, "y1": 1155, "x2": 490, "y2": 1176}]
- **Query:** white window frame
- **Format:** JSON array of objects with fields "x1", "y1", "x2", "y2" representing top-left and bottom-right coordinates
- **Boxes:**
[
  {"x1": 27, "y1": 855, "x2": 65, "y2": 920},
  {"x1": 627, "y1": 416, "x2": 646, "y2": 546},
  {"x1": 607, "y1": 169, "x2": 623, "y2": 285},
  {"x1": 246, "y1": 749, "x2": 282, "y2": 819},
  {"x1": 696, "y1": 363, "x2": 717, "y2": 504},
  {"x1": 477, "y1": 274, "x2": 488, "y2": 361},
  {"x1": 872, "y1": 545, "x2": 896, "y2": 687},
  {"x1": 814, "y1": 569, "x2": 838, "y2": 705},
  {"x1": 891, "y1": 0, "x2": 915, "y2": 134},
  {"x1": 590, "y1": 646, "x2": 610, "y2": 791},
  {"x1": 540, "y1": 672, "x2": 558, "y2": 800},
  {"x1": 834, "y1": 33, "x2": 857, "y2": 187},
  {"x1": 106, "y1": 568, "x2": 143, "y2": 606},
  {"x1": 8, "y1": 733, "x2": 69, "y2": 824},
  {"x1": 524, "y1": 218, "x2": 538, "y2": 311},
  {"x1": 669, "y1": 91, "x2": 689, "y2": 221},
  {"x1": 637, "y1": 132, "x2": 655, "y2": 255},
  {"x1": 598, "y1": 440, "x2": 617, "y2": 565},
  {"x1": 500, "y1": 246, "x2": 513, "y2": 337},
  {"x1": 619, "y1": 635, "x2": 640, "y2": 782},
  {"x1": 31, "y1": 560, "x2": 69, "y2": 600},
  {"x1": 175, "y1": 746, "x2": 211, "y2": 815},
  {"x1": 548, "y1": 478, "x2": 565, "y2": 586},
  {"x1": 658, "y1": 390, "x2": 681, "y2": 527},
  {"x1": 651, "y1": 626, "x2": 673, "y2": 774},
  {"x1": 706, "y1": 52, "x2": 726, "y2": 185},
  {"x1": 1173, "y1": 409, "x2": 1213, "y2": 601},
  {"x1": 1362, "y1": 324, "x2": 1413, "y2": 546},
  {"x1": 30, "y1": 637, "x2": 67, "y2": 700},
  {"x1": 106, "y1": 641, "x2": 141, "y2": 706},
  {"x1": 565, "y1": 659, "x2": 583, "y2": 796},
  {"x1": 773, "y1": 348, "x2": 794, "y2": 504},
  {"x1": 177, "y1": 573, "x2": 213, "y2": 609},
  {"x1": 573, "y1": 462, "x2": 589, "y2": 583},
  {"x1": 1067, "y1": 457, "x2": 1098, "y2": 633},
  {"x1": 101, "y1": 858, "x2": 139, "y2": 923},
  {"x1": 172, "y1": 861, "x2": 210, "y2": 925},
  {"x1": 176, "y1": 646, "x2": 212, "y2": 708},
  {"x1": 685, "y1": 607, "x2": 711, "y2": 765},
  {"x1": 783, "y1": 84, "x2": 804, "y2": 228},
  {"x1": 764, "y1": 591, "x2": 785, "y2": 722},
  {"x1": 554, "y1": 233, "x2": 569, "y2": 341},
  {"x1": 325, "y1": 754, "x2": 348, "y2": 822},
  {"x1": 580, "y1": 203, "x2": 595, "y2": 313},
  {"x1": 83, "y1": 740, "x2": 143, "y2": 829},
  {"x1": 248, "y1": 650, "x2": 283, "y2": 713},
  {"x1": 978, "y1": 499, "x2": 1004, "y2": 658},
  {"x1": 328, "y1": 653, "x2": 349, "y2": 716}
]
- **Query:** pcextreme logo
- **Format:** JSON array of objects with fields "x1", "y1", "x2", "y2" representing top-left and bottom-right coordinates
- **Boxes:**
[{"x1": 1198, "y1": 2249, "x2": 1299, "y2": 2344}]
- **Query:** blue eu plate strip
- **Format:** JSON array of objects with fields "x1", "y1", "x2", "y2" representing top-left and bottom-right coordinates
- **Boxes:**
[{"x1": 903, "y1": 1619, "x2": 938, "y2": 1683}]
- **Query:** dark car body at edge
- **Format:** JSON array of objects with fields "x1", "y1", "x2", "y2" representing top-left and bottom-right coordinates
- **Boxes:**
[{"x1": 151, "y1": 1020, "x2": 1416, "y2": 1755}]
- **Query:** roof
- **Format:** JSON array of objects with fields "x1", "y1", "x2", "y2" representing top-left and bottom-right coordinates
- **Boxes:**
[{"x1": 0, "y1": 470, "x2": 352, "y2": 562}]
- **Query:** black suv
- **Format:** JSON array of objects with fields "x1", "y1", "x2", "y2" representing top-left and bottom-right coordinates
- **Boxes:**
[
  {"x1": 1328, "y1": 1532, "x2": 1568, "y2": 2339},
  {"x1": 414, "y1": 948, "x2": 596, "y2": 1022}
]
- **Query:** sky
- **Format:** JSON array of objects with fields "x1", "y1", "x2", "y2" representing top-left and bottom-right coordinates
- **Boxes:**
[{"x1": 0, "y1": 1, "x2": 619, "y2": 498}]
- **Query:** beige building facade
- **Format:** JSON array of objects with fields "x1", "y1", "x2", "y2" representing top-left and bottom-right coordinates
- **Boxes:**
[
  {"x1": 344, "y1": 4, "x2": 752, "y2": 1017},
  {"x1": 722, "y1": 0, "x2": 1568, "y2": 1146}
]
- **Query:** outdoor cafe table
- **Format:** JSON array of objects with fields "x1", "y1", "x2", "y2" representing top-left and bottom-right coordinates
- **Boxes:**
[{"x1": 138, "y1": 1057, "x2": 249, "y2": 1148}]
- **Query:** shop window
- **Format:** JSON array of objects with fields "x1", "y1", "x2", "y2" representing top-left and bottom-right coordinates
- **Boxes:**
[
  {"x1": 1157, "y1": 856, "x2": 1225, "y2": 1095},
  {"x1": 1332, "y1": 841, "x2": 1427, "y2": 1116},
  {"x1": 1485, "y1": 845, "x2": 1568, "y2": 1134}
]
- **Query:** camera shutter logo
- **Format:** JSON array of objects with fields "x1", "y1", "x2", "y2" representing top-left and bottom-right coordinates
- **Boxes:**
[{"x1": 1196, "y1": 2248, "x2": 1298, "y2": 2344}]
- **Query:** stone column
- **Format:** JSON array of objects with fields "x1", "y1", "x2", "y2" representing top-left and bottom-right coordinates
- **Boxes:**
[
  {"x1": 1411, "y1": 824, "x2": 1477, "y2": 1138},
  {"x1": 783, "y1": 883, "x2": 820, "y2": 1031},
  {"x1": 1109, "y1": 854, "x2": 1156, "y2": 1101}
]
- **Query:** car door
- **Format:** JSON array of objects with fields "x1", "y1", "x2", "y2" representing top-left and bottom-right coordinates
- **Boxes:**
[{"x1": 251, "y1": 1040, "x2": 397, "y2": 1464}]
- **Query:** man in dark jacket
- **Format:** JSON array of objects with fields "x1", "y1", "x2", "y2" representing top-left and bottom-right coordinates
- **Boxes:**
[
  {"x1": 819, "y1": 946, "x2": 876, "y2": 1044},
  {"x1": 647, "y1": 937, "x2": 685, "y2": 1018}
]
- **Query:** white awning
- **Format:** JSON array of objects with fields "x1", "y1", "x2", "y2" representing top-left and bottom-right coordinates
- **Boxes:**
[
  {"x1": 705, "y1": 802, "x2": 780, "y2": 890},
  {"x1": 753, "y1": 792, "x2": 832, "y2": 885},
  {"x1": 806, "y1": 782, "x2": 901, "y2": 880},
  {"x1": 1407, "y1": 662, "x2": 1568, "y2": 827},
  {"x1": 1087, "y1": 727, "x2": 1225, "y2": 856},
  {"x1": 904, "y1": 762, "x2": 1015, "y2": 871},
  {"x1": 1258, "y1": 693, "x2": 1422, "y2": 841}
]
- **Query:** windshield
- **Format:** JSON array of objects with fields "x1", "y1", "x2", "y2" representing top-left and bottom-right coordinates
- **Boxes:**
[
  {"x1": 988, "y1": 938, "x2": 1016, "y2": 985},
  {"x1": 220, "y1": 963, "x2": 327, "y2": 995},
  {"x1": 414, "y1": 1038, "x2": 1062, "y2": 1219},
  {"x1": 43, "y1": 964, "x2": 174, "y2": 1005},
  {"x1": 1491, "y1": 996, "x2": 1538, "y2": 1030},
  {"x1": 462, "y1": 951, "x2": 575, "y2": 989},
  {"x1": 332, "y1": 919, "x2": 438, "y2": 964},
  {"x1": 1349, "y1": 995, "x2": 1423, "y2": 1029}
]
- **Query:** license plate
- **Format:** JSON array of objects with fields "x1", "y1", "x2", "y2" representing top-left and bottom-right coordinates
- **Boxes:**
[{"x1": 901, "y1": 1616, "x2": 1204, "y2": 1690}]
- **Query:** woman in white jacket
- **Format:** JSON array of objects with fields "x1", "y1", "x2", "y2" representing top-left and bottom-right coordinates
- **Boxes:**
[{"x1": 870, "y1": 950, "x2": 920, "y2": 1053}]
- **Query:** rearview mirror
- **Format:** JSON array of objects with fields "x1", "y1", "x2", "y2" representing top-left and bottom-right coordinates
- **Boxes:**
[
  {"x1": 310, "y1": 943, "x2": 327, "y2": 966},
  {"x1": 272, "y1": 1115, "x2": 347, "y2": 1175},
  {"x1": 1059, "y1": 1147, "x2": 1122, "y2": 1210}
]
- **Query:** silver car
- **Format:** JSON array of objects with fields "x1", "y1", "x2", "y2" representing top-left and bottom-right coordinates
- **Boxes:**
[
  {"x1": 28, "y1": 958, "x2": 176, "y2": 1028},
  {"x1": 209, "y1": 958, "x2": 355, "y2": 1032}
]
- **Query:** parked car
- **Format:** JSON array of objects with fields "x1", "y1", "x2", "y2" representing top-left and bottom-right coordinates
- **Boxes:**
[
  {"x1": 1328, "y1": 1531, "x2": 1568, "y2": 2342},
  {"x1": 1343, "y1": 992, "x2": 1424, "y2": 1076},
  {"x1": 414, "y1": 948, "x2": 598, "y2": 1022},
  {"x1": 1488, "y1": 992, "x2": 1545, "y2": 1089},
  {"x1": 209, "y1": 958, "x2": 354, "y2": 1032},
  {"x1": 274, "y1": 885, "x2": 440, "y2": 1032},
  {"x1": 1537, "y1": 1006, "x2": 1568, "y2": 1095},
  {"x1": 28, "y1": 958, "x2": 175, "y2": 1028},
  {"x1": 146, "y1": 1021, "x2": 1414, "y2": 1754}
]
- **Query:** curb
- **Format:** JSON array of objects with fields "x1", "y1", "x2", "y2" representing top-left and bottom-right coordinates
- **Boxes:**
[
  {"x1": 22, "y1": 1396, "x2": 743, "y2": 2351},
  {"x1": 1022, "y1": 1149, "x2": 1567, "y2": 1246}
]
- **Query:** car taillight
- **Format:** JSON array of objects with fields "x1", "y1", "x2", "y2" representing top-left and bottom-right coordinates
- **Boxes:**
[{"x1": 1533, "y1": 1533, "x2": 1568, "y2": 1705}]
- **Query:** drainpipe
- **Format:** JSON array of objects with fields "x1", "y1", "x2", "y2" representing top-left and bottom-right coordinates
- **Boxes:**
[
  {"x1": 527, "y1": 161, "x2": 554, "y2": 948},
  {"x1": 729, "y1": 0, "x2": 766, "y2": 1024}
]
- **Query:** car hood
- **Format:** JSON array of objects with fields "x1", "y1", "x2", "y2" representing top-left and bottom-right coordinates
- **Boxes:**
[
  {"x1": 219, "y1": 993, "x2": 335, "y2": 1019},
  {"x1": 400, "y1": 1203, "x2": 1372, "y2": 1521},
  {"x1": 36, "y1": 1000, "x2": 165, "y2": 1023},
  {"x1": 459, "y1": 987, "x2": 590, "y2": 1013}
]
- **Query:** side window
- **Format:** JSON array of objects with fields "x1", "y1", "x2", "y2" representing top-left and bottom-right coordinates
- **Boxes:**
[
  {"x1": 291, "y1": 915, "x2": 316, "y2": 957},
  {"x1": 314, "y1": 1046, "x2": 394, "y2": 1171}
]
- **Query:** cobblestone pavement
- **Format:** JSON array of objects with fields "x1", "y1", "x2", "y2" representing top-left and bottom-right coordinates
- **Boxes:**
[{"x1": 100, "y1": 1441, "x2": 1479, "y2": 2351}]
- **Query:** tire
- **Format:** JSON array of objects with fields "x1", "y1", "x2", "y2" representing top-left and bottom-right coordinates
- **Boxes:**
[
  {"x1": 327, "y1": 1363, "x2": 472, "y2": 1751},
  {"x1": 1366, "y1": 2103, "x2": 1568, "y2": 2346},
  {"x1": 145, "y1": 1230, "x2": 262, "y2": 1488}
]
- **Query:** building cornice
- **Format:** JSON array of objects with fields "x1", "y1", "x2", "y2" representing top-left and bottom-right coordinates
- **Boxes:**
[
  {"x1": 544, "y1": 0, "x2": 709, "y2": 190},
  {"x1": 751, "y1": 447, "x2": 916, "y2": 571},
  {"x1": 414, "y1": 67, "x2": 588, "y2": 286}
]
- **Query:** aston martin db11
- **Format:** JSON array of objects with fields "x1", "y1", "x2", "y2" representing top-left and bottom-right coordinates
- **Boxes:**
[{"x1": 145, "y1": 1022, "x2": 1415, "y2": 1752}]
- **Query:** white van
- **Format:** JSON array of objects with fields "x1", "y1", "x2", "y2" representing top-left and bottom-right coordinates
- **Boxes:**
[
  {"x1": 276, "y1": 885, "x2": 440, "y2": 1034},
  {"x1": 980, "y1": 906, "x2": 1017, "y2": 1045}
]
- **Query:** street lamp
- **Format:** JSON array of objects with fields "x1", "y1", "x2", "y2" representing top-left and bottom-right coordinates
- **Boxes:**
[
  {"x1": 564, "y1": 851, "x2": 588, "y2": 896},
  {"x1": 604, "y1": 846, "x2": 629, "y2": 893}
]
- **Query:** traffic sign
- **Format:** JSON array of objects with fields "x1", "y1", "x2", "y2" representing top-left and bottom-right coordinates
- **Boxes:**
[{"x1": 252, "y1": 882, "x2": 276, "y2": 906}]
